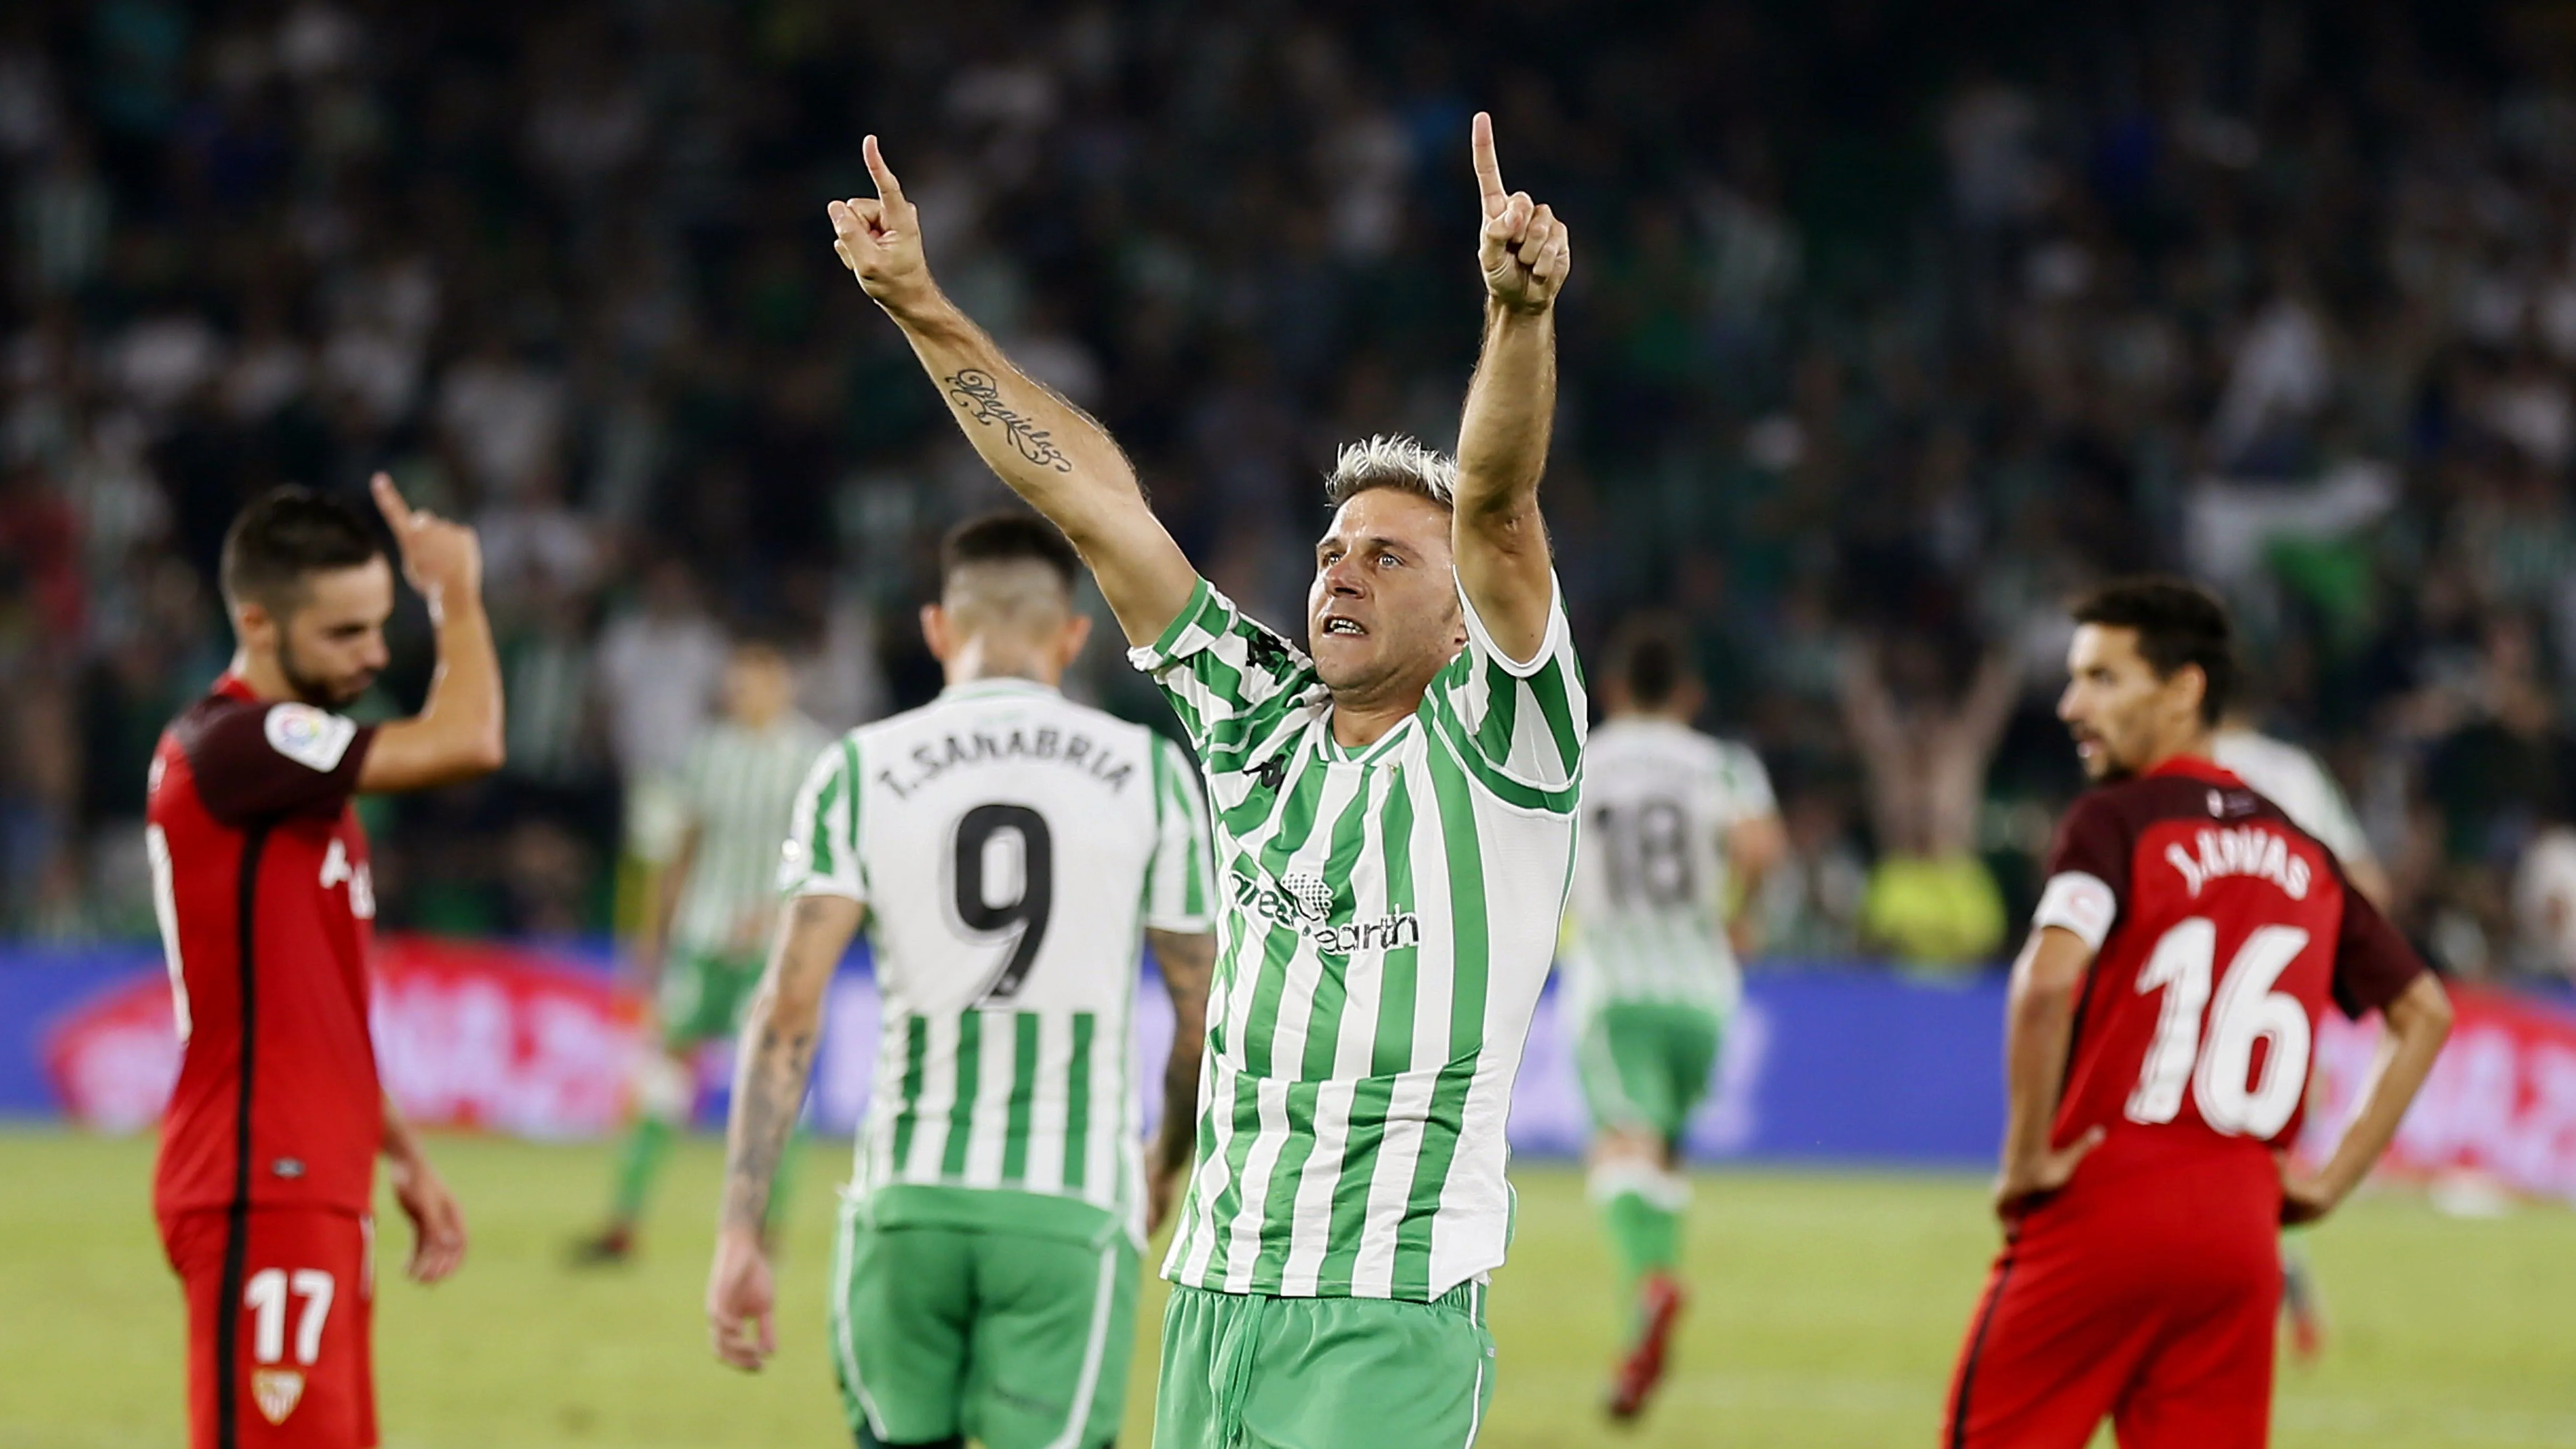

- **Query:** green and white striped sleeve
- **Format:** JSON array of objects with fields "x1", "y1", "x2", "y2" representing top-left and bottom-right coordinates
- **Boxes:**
[
  {"x1": 1125, "y1": 578, "x2": 1321, "y2": 758},
  {"x1": 1141, "y1": 732, "x2": 1217, "y2": 933},
  {"x1": 1425, "y1": 572, "x2": 1587, "y2": 812},
  {"x1": 776, "y1": 737, "x2": 866, "y2": 902}
]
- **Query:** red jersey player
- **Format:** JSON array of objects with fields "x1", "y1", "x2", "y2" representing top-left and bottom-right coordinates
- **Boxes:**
[
  {"x1": 1943, "y1": 579, "x2": 2453, "y2": 1449},
  {"x1": 150, "y1": 477, "x2": 504, "y2": 1448}
]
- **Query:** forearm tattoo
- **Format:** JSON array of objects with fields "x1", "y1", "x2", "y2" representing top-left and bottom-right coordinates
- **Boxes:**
[
  {"x1": 721, "y1": 1018, "x2": 816, "y2": 1231},
  {"x1": 943, "y1": 369, "x2": 1075, "y2": 472}
]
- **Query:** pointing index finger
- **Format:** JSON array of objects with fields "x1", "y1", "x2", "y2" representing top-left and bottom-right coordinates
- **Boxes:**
[
  {"x1": 863, "y1": 135, "x2": 905, "y2": 208},
  {"x1": 370, "y1": 472, "x2": 414, "y2": 531},
  {"x1": 1471, "y1": 111, "x2": 1506, "y2": 214}
]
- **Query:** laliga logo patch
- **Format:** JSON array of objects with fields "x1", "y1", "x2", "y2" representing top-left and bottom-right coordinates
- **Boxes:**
[
  {"x1": 1281, "y1": 870, "x2": 1335, "y2": 922},
  {"x1": 264, "y1": 703, "x2": 358, "y2": 772},
  {"x1": 252, "y1": 1367, "x2": 305, "y2": 1424}
]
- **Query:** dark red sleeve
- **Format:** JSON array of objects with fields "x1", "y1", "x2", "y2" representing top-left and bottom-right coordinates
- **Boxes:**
[
  {"x1": 178, "y1": 698, "x2": 378, "y2": 826},
  {"x1": 2330, "y1": 881, "x2": 2427, "y2": 1019},
  {"x1": 2043, "y1": 791, "x2": 2135, "y2": 907}
]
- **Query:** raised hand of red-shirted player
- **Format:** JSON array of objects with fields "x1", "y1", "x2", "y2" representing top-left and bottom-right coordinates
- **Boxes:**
[
  {"x1": 370, "y1": 472, "x2": 482, "y2": 616},
  {"x1": 1993, "y1": 1124, "x2": 2107, "y2": 1218}
]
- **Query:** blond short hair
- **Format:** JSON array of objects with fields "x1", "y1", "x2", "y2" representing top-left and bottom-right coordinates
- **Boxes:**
[{"x1": 1322, "y1": 434, "x2": 1457, "y2": 509}]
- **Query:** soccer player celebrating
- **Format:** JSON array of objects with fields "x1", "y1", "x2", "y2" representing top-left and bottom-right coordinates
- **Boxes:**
[
  {"x1": 706, "y1": 512, "x2": 1220, "y2": 1449},
  {"x1": 1944, "y1": 579, "x2": 2452, "y2": 1449},
  {"x1": 1563, "y1": 615, "x2": 1784, "y2": 1420},
  {"x1": 576, "y1": 636, "x2": 827, "y2": 1263},
  {"x1": 150, "y1": 479, "x2": 502, "y2": 1448},
  {"x1": 799, "y1": 110, "x2": 1577, "y2": 1446}
]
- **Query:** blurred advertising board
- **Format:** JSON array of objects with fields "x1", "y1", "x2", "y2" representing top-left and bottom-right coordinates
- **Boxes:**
[{"x1": 5, "y1": 939, "x2": 2572, "y2": 1193}]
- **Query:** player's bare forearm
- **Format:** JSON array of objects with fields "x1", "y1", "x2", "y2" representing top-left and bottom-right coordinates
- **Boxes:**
[
  {"x1": 1451, "y1": 301, "x2": 1558, "y2": 659},
  {"x1": 636, "y1": 826, "x2": 700, "y2": 981},
  {"x1": 2000, "y1": 927, "x2": 2092, "y2": 1173},
  {"x1": 718, "y1": 895, "x2": 857, "y2": 1234},
  {"x1": 829, "y1": 138, "x2": 1195, "y2": 645},
  {"x1": 381, "y1": 1092, "x2": 424, "y2": 1165},
  {"x1": 361, "y1": 583, "x2": 506, "y2": 791},
  {"x1": 2303, "y1": 973, "x2": 2453, "y2": 1209},
  {"x1": 886, "y1": 301, "x2": 1194, "y2": 643},
  {"x1": 1147, "y1": 929, "x2": 1216, "y2": 1176}
]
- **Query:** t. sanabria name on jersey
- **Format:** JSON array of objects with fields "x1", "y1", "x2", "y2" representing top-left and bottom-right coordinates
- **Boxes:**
[
  {"x1": 2165, "y1": 823, "x2": 2313, "y2": 901},
  {"x1": 872, "y1": 725, "x2": 1136, "y2": 799}
]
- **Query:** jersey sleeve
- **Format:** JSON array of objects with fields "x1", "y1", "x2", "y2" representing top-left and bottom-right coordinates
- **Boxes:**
[
  {"x1": 1714, "y1": 741, "x2": 1779, "y2": 827},
  {"x1": 1141, "y1": 733, "x2": 1219, "y2": 934},
  {"x1": 1126, "y1": 578, "x2": 1321, "y2": 759},
  {"x1": 2298, "y1": 756, "x2": 2374, "y2": 870},
  {"x1": 2329, "y1": 880, "x2": 2427, "y2": 1019},
  {"x1": 2029, "y1": 792, "x2": 2131, "y2": 953},
  {"x1": 777, "y1": 737, "x2": 866, "y2": 903},
  {"x1": 183, "y1": 700, "x2": 377, "y2": 826},
  {"x1": 1424, "y1": 571, "x2": 1587, "y2": 812}
]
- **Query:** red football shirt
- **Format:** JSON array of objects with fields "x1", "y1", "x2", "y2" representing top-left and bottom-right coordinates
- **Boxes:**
[
  {"x1": 148, "y1": 675, "x2": 383, "y2": 1223},
  {"x1": 2029, "y1": 756, "x2": 2423, "y2": 1175}
]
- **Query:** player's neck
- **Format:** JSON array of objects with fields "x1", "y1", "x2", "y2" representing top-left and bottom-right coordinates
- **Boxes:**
[
  {"x1": 228, "y1": 648, "x2": 294, "y2": 703},
  {"x1": 941, "y1": 633, "x2": 1064, "y2": 691},
  {"x1": 2135, "y1": 729, "x2": 2218, "y2": 776}
]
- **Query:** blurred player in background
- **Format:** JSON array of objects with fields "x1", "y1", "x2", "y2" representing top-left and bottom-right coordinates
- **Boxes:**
[
  {"x1": 707, "y1": 514, "x2": 1219, "y2": 1449},
  {"x1": 817, "y1": 112, "x2": 1578, "y2": 1448},
  {"x1": 1945, "y1": 579, "x2": 2451, "y2": 1449},
  {"x1": 150, "y1": 478, "x2": 502, "y2": 1448},
  {"x1": 575, "y1": 637, "x2": 828, "y2": 1263},
  {"x1": 1563, "y1": 614, "x2": 1784, "y2": 1421},
  {"x1": 2211, "y1": 705, "x2": 2393, "y2": 1362}
]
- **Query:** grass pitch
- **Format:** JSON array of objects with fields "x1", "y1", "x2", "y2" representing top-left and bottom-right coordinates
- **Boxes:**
[{"x1": 2, "y1": 1129, "x2": 2570, "y2": 1448}]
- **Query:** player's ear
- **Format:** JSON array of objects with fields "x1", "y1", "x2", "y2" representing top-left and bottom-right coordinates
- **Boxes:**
[
  {"x1": 1059, "y1": 611, "x2": 1093, "y2": 665},
  {"x1": 233, "y1": 598, "x2": 276, "y2": 653},
  {"x1": 919, "y1": 603, "x2": 952, "y2": 662}
]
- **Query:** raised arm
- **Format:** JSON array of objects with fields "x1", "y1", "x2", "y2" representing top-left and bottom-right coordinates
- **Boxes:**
[
  {"x1": 1452, "y1": 113, "x2": 1571, "y2": 662},
  {"x1": 357, "y1": 474, "x2": 506, "y2": 791},
  {"x1": 829, "y1": 137, "x2": 1196, "y2": 645}
]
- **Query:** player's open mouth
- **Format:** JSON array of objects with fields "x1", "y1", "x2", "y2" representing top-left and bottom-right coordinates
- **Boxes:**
[{"x1": 1323, "y1": 618, "x2": 1366, "y2": 637}]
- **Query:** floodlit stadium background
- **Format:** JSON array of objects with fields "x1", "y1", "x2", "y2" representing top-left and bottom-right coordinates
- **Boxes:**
[{"x1": 2, "y1": 2, "x2": 2573, "y2": 1445}]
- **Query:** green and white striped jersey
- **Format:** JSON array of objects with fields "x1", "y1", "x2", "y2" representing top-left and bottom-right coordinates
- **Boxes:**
[
  {"x1": 779, "y1": 679, "x2": 1216, "y2": 1239},
  {"x1": 1563, "y1": 719, "x2": 1777, "y2": 1019},
  {"x1": 669, "y1": 712, "x2": 833, "y2": 956},
  {"x1": 1131, "y1": 575, "x2": 1586, "y2": 1303}
]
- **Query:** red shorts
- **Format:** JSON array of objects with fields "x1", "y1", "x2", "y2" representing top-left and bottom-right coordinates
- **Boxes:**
[
  {"x1": 1942, "y1": 1143, "x2": 2282, "y2": 1449},
  {"x1": 163, "y1": 1207, "x2": 376, "y2": 1449}
]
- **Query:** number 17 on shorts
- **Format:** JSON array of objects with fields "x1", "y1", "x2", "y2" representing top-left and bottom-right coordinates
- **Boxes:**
[{"x1": 163, "y1": 1208, "x2": 377, "y2": 1448}]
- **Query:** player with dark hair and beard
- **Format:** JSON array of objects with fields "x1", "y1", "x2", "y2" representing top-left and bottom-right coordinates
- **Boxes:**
[
  {"x1": 1942, "y1": 577, "x2": 2452, "y2": 1449},
  {"x1": 151, "y1": 476, "x2": 504, "y2": 1448}
]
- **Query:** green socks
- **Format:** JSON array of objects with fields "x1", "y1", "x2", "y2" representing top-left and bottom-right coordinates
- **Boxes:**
[
  {"x1": 610, "y1": 1114, "x2": 673, "y2": 1225},
  {"x1": 1590, "y1": 1161, "x2": 1689, "y2": 1288}
]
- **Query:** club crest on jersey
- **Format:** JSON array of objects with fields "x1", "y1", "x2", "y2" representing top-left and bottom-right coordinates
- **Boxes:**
[
  {"x1": 251, "y1": 1367, "x2": 305, "y2": 1425},
  {"x1": 2166, "y1": 826, "x2": 2311, "y2": 901},
  {"x1": 1230, "y1": 863, "x2": 1421, "y2": 954}
]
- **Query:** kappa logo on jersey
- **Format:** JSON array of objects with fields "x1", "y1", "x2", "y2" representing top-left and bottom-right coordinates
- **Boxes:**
[
  {"x1": 2166, "y1": 824, "x2": 2312, "y2": 901},
  {"x1": 1230, "y1": 863, "x2": 1422, "y2": 954},
  {"x1": 251, "y1": 1367, "x2": 305, "y2": 1425},
  {"x1": 263, "y1": 703, "x2": 358, "y2": 773}
]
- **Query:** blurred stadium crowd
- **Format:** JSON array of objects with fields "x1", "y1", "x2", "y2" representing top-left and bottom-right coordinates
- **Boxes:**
[{"x1": 6, "y1": 1, "x2": 2576, "y2": 983}]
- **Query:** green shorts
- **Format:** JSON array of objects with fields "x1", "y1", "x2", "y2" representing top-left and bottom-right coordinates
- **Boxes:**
[
  {"x1": 1153, "y1": 1281, "x2": 1496, "y2": 1449},
  {"x1": 1576, "y1": 1001, "x2": 1724, "y2": 1143},
  {"x1": 655, "y1": 949, "x2": 761, "y2": 1049},
  {"x1": 827, "y1": 1189, "x2": 1138, "y2": 1449}
]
